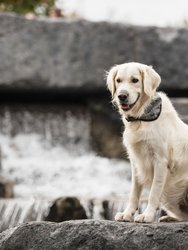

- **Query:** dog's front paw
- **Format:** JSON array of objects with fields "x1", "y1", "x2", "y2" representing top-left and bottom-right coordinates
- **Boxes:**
[
  {"x1": 134, "y1": 212, "x2": 154, "y2": 223},
  {"x1": 115, "y1": 212, "x2": 134, "y2": 222}
]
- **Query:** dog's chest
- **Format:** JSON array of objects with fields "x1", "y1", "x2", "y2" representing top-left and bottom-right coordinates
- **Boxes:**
[
  {"x1": 124, "y1": 122, "x2": 155, "y2": 144},
  {"x1": 124, "y1": 139, "x2": 153, "y2": 168}
]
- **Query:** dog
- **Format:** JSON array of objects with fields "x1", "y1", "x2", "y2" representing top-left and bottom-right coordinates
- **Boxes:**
[{"x1": 106, "y1": 62, "x2": 188, "y2": 223}]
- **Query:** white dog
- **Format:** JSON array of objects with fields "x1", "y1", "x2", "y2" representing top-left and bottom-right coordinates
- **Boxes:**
[{"x1": 107, "y1": 62, "x2": 188, "y2": 223}]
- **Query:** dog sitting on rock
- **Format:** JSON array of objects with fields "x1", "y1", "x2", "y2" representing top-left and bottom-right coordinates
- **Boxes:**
[{"x1": 107, "y1": 62, "x2": 188, "y2": 222}]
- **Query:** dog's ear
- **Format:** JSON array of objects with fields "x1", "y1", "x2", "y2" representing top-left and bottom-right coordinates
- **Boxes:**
[
  {"x1": 142, "y1": 66, "x2": 161, "y2": 98},
  {"x1": 106, "y1": 65, "x2": 119, "y2": 98}
]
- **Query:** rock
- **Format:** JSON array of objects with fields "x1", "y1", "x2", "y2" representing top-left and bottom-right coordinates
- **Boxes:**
[
  {"x1": 0, "y1": 14, "x2": 188, "y2": 94},
  {"x1": 90, "y1": 102, "x2": 124, "y2": 158},
  {"x1": 0, "y1": 176, "x2": 14, "y2": 198},
  {"x1": 0, "y1": 220, "x2": 188, "y2": 250},
  {"x1": 172, "y1": 98, "x2": 188, "y2": 124},
  {"x1": 44, "y1": 197, "x2": 87, "y2": 222}
]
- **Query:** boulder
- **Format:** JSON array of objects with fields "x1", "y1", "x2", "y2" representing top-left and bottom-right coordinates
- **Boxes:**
[
  {"x1": 44, "y1": 197, "x2": 87, "y2": 222},
  {"x1": 0, "y1": 14, "x2": 188, "y2": 94},
  {"x1": 0, "y1": 176, "x2": 14, "y2": 198},
  {"x1": 89, "y1": 102, "x2": 124, "y2": 158},
  {"x1": 0, "y1": 220, "x2": 188, "y2": 250}
]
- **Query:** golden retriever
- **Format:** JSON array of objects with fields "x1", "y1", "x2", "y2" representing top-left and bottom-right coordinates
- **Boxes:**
[{"x1": 107, "y1": 62, "x2": 188, "y2": 223}]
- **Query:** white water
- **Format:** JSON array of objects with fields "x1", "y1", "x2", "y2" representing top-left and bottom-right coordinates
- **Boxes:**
[{"x1": 1, "y1": 133, "x2": 131, "y2": 199}]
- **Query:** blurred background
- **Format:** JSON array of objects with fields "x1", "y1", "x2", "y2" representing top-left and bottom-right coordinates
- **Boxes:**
[
  {"x1": 0, "y1": 0, "x2": 188, "y2": 231},
  {"x1": 1, "y1": 0, "x2": 188, "y2": 26}
]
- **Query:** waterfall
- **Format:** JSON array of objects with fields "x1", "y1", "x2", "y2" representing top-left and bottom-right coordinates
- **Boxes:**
[
  {"x1": 0, "y1": 104, "x2": 91, "y2": 153},
  {"x1": 0, "y1": 199, "x2": 51, "y2": 232},
  {"x1": 0, "y1": 103, "x2": 131, "y2": 199},
  {"x1": 0, "y1": 197, "x2": 152, "y2": 232},
  {"x1": 0, "y1": 103, "x2": 132, "y2": 231}
]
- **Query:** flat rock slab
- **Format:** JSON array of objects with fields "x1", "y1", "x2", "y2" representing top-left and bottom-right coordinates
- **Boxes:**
[
  {"x1": 0, "y1": 220, "x2": 188, "y2": 250},
  {"x1": 1, "y1": 14, "x2": 188, "y2": 93}
]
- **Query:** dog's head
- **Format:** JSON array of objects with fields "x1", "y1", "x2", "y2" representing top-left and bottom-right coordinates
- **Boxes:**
[{"x1": 106, "y1": 62, "x2": 161, "y2": 116}]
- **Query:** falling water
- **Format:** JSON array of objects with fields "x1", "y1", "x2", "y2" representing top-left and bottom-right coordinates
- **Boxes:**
[
  {"x1": 0, "y1": 103, "x2": 132, "y2": 231},
  {"x1": 0, "y1": 198, "x2": 51, "y2": 232},
  {"x1": 0, "y1": 104, "x2": 91, "y2": 153},
  {"x1": 0, "y1": 196, "x2": 152, "y2": 232}
]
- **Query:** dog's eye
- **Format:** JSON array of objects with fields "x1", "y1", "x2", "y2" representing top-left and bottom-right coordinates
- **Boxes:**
[
  {"x1": 116, "y1": 78, "x2": 121, "y2": 83},
  {"x1": 132, "y1": 78, "x2": 139, "y2": 83}
]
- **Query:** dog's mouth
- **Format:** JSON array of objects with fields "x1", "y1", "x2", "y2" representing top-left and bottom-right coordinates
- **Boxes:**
[
  {"x1": 121, "y1": 103, "x2": 133, "y2": 111},
  {"x1": 120, "y1": 94, "x2": 140, "y2": 111}
]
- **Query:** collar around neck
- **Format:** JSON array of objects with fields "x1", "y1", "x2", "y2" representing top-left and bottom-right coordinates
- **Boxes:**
[{"x1": 126, "y1": 94, "x2": 162, "y2": 122}]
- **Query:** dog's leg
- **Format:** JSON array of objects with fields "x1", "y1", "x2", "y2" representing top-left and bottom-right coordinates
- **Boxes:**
[
  {"x1": 163, "y1": 187, "x2": 188, "y2": 221},
  {"x1": 159, "y1": 194, "x2": 188, "y2": 222},
  {"x1": 115, "y1": 164, "x2": 143, "y2": 222},
  {"x1": 135, "y1": 159, "x2": 168, "y2": 223}
]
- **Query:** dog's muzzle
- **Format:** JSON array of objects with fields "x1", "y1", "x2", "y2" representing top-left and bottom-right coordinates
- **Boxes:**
[{"x1": 118, "y1": 94, "x2": 140, "y2": 111}]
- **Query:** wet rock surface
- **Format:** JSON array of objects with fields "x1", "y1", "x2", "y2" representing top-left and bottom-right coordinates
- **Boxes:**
[
  {"x1": 0, "y1": 176, "x2": 14, "y2": 198},
  {"x1": 44, "y1": 197, "x2": 87, "y2": 222},
  {"x1": 1, "y1": 14, "x2": 188, "y2": 93},
  {"x1": 0, "y1": 220, "x2": 188, "y2": 250}
]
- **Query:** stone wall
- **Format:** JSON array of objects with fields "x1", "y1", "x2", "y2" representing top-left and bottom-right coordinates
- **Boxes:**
[{"x1": 0, "y1": 14, "x2": 188, "y2": 94}]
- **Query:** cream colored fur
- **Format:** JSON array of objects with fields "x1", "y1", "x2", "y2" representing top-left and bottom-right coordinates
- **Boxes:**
[{"x1": 107, "y1": 62, "x2": 188, "y2": 223}]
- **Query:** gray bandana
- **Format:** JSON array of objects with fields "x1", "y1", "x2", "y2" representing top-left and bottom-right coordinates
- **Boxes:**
[{"x1": 126, "y1": 94, "x2": 162, "y2": 122}]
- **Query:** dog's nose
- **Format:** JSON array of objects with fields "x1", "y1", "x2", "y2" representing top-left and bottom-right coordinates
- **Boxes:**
[{"x1": 118, "y1": 94, "x2": 128, "y2": 102}]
